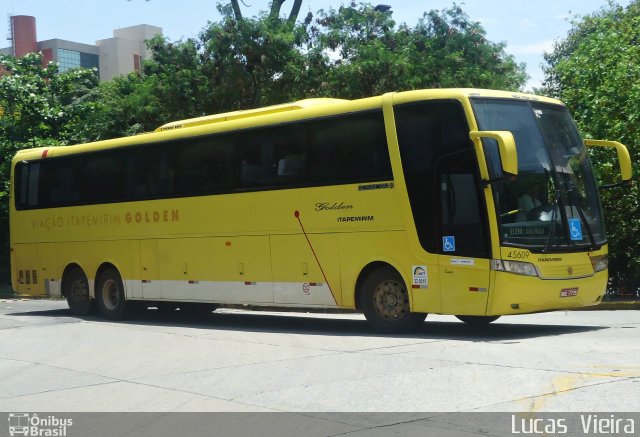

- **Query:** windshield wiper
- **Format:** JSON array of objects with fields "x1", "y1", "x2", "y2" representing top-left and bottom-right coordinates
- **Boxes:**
[
  {"x1": 559, "y1": 170, "x2": 598, "y2": 250},
  {"x1": 574, "y1": 200, "x2": 598, "y2": 250},
  {"x1": 542, "y1": 186, "x2": 561, "y2": 253}
]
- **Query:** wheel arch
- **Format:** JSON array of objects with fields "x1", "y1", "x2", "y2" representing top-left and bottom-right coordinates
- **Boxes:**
[
  {"x1": 61, "y1": 263, "x2": 88, "y2": 298},
  {"x1": 354, "y1": 260, "x2": 404, "y2": 310},
  {"x1": 94, "y1": 262, "x2": 125, "y2": 300}
]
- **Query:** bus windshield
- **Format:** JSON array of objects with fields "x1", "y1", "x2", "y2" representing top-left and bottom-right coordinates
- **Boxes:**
[{"x1": 472, "y1": 99, "x2": 605, "y2": 252}]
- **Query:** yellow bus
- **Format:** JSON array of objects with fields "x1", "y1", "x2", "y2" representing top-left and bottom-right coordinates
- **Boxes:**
[{"x1": 10, "y1": 89, "x2": 632, "y2": 332}]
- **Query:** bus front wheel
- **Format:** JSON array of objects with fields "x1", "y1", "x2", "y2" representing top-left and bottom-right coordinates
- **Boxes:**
[
  {"x1": 359, "y1": 266, "x2": 426, "y2": 333},
  {"x1": 96, "y1": 268, "x2": 130, "y2": 320},
  {"x1": 64, "y1": 268, "x2": 95, "y2": 316}
]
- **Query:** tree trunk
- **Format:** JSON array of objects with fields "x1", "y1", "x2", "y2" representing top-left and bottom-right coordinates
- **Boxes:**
[
  {"x1": 270, "y1": 0, "x2": 286, "y2": 19},
  {"x1": 287, "y1": 0, "x2": 303, "y2": 24},
  {"x1": 230, "y1": 0, "x2": 243, "y2": 20},
  {"x1": 230, "y1": 0, "x2": 302, "y2": 23}
]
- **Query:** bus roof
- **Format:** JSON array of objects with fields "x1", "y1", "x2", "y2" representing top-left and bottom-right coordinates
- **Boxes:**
[
  {"x1": 156, "y1": 90, "x2": 563, "y2": 132},
  {"x1": 12, "y1": 89, "x2": 564, "y2": 162},
  {"x1": 155, "y1": 98, "x2": 348, "y2": 132}
]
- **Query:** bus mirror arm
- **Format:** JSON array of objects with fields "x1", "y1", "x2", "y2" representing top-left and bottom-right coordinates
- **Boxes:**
[
  {"x1": 585, "y1": 139, "x2": 633, "y2": 186},
  {"x1": 469, "y1": 130, "x2": 518, "y2": 179}
]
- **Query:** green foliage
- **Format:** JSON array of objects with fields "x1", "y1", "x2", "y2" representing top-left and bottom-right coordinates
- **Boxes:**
[
  {"x1": 543, "y1": 1, "x2": 640, "y2": 293},
  {"x1": 0, "y1": 53, "x2": 100, "y2": 288},
  {"x1": 86, "y1": 1, "x2": 526, "y2": 137},
  {"x1": 311, "y1": 3, "x2": 526, "y2": 98}
]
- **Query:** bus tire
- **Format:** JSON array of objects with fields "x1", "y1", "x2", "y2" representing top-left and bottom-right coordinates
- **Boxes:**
[
  {"x1": 456, "y1": 315, "x2": 500, "y2": 325},
  {"x1": 64, "y1": 268, "x2": 95, "y2": 316},
  {"x1": 95, "y1": 268, "x2": 129, "y2": 320},
  {"x1": 359, "y1": 266, "x2": 426, "y2": 333}
]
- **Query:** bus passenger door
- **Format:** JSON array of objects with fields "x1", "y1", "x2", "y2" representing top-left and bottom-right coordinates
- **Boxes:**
[{"x1": 436, "y1": 162, "x2": 492, "y2": 316}]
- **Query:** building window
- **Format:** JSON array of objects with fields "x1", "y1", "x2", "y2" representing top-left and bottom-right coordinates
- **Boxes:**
[
  {"x1": 80, "y1": 52, "x2": 99, "y2": 71},
  {"x1": 57, "y1": 48, "x2": 81, "y2": 72},
  {"x1": 133, "y1": 54, "x2": 141, "y2": 74}
]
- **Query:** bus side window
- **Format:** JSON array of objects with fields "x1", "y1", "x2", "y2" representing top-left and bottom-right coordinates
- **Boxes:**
[
  {"x1": 173, "y1": 137, "x2": 234, "y2": 195},
  {"x1": 238, "y1": 129, "x2": 276, "y2": 188},
  {"x1": 41, "y1": 159, "x2": 80, "y2": 206},
  {"x1": 274, "y1": 124, "x2": 307, "y2": 184},
  {"x1": 77, "y1": 154, "x2": 125, "y2": 203},
  {"x1": 307, "y1": 110, "x2": 390, "y2": 184},
  {"x1": 14, "y1": 162, "x2": 40, "y2": 209},
  {"x1": 396, "y1": 99, "x2": 490, "y2": 257},
  {"x1": 438, "y1": 158, "x2": 490, "y2": 258}
]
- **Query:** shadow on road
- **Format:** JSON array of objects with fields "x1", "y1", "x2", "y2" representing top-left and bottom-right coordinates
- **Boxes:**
[{"x1": 7, "y1": 305, "x2": 606, "y2": 342}]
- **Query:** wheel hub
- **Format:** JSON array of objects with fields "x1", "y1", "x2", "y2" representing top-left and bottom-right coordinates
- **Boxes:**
[
  {"x1": 71, "y1": 280, "x2": 87, "y2": 300},
  {"x1": 373, "y1": 280, "x2": 408, "y2": 320},
  {"x1": 101, "y1": 279, "x2": 120, "y2": 310}
]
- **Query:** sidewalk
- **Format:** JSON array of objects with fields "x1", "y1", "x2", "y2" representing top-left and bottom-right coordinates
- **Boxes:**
[{"x1": 579, "y1": 300, "x2": 640, "y2": 310}]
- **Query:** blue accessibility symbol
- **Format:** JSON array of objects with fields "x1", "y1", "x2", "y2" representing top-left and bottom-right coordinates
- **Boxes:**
[
  {"x1": 568, "y1": 218, "x2": 583, "y2": 241},
  {"x1": 443, "y1": 236, "x2": 456, "y2": 252}
]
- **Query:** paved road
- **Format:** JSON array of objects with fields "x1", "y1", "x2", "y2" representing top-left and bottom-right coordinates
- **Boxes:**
[{"x1": 1, "y1": 299, "x2": 639, "y2": 413}]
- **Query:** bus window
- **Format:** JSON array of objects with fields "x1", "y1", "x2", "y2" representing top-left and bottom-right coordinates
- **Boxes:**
[
  {"x1": 307, "y1": 111, "x2": 390, "y2": 184},
  {"x1": 437, "y1": 152, "x2": 490, "y2": 258},
  {"x1": 396, "y1": 99, "x2": 489, "y2": 257},
  {"x1": 40, "y1": 158, "x2": 80, "y2": 206},
  {"x1": 174, "y1": 137, "x2": 234, "y2": 195},
  {"x1": 77, "y1": 153, "x2": 125, "y2": 202},
  {"x1": 237, "y1": 126, "x2": 292, "y2": 189},
  {"x1": 15, "y1": 162, "x2": 40, "y2": 209},
  {"x1": 274, "y1": 125, "x2": 307, "y2": 184},
  {"x1": 128, "y1": 145, "x2": 173, "y2": 199}
]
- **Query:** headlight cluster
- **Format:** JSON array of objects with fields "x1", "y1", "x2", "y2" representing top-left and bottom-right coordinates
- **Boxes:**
[
  {"x1": 589, "y1": 254, "x2": 608, "y2": 273},
  {"x1": 491, "y1": 259, "x2": 539, "y2": 277}
]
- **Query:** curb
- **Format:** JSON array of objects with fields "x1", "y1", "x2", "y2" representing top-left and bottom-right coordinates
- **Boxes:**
[{"x1": 575, "y1": 301, "x2": 640, "y2": 311}]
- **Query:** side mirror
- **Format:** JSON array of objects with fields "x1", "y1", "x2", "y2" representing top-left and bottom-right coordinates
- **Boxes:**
[
  {"x1": 469, "y1": 130, "x2": 518, "y2": 178},
  {"x1": 585, "y1": 139, "x2": 633, "y2": 188}
]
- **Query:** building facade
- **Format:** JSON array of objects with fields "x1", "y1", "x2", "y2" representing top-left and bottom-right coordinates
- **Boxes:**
[
  {"x1": 97, "y1": 24, "x2": 162, "y2": 81},
  {"x1": 1, "y1": 15, "x2": 162, "y2": 81}
]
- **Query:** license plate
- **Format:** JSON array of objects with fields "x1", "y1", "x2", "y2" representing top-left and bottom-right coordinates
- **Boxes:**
[{"x1": 560, "y1": 287, "x2": 578, "y2": 297}]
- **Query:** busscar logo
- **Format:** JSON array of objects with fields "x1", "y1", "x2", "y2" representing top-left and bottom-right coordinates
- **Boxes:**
[{"x1": 8, "y1": 413, "x2": 72, "y2": 437}]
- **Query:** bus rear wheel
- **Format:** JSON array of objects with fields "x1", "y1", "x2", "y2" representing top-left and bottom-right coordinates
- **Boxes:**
[
  {"x1": 64, "y1": 268, "x2": 95, "y2": 316},
  {"x1": 359, "y1": 266, "x2": 426, "y2": 333},
  {"x1": 96, "y1": 268, "x2": 130, "y2": 320},
  {"x1": 456, "y1": 315, "x2": 500, "y2": 325}
]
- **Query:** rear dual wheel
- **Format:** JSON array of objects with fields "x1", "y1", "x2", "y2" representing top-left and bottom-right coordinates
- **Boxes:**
[
  {"x1": 65, "y1": 268, "x2": 95, "y2": 316},
  {"x1": 96, "y1": 268, "x2": 131, "y2": 320}
]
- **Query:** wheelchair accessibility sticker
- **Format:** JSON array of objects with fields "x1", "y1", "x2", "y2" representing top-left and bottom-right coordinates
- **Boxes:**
[
  {"x1": 442, "y1": 236, "x2": 456, "y2": 252},
  {"x1": 568, "y1": 218, "x2": 583, "y2": 241}
]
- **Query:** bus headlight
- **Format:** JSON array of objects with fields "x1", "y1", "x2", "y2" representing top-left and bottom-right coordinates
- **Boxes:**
[
  {"x1": 590, "y1": 254, "x2": 608, "y2": 273},
  {"x1": 491, "y1": 259, "x2": 539, "y2": 277}
]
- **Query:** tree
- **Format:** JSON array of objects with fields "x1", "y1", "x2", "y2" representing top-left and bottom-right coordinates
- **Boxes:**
[
  {"x1": 0, "y1": 53, "x2": 99, "y2": 290},
  {"x1": 542, "y1": 1, "x2": 640, "y2": 295},
  {"x1": 309, "y1": 3, "x2": 526, "y2": 98},
  {"x1": 81, "y1": 36, "x2": 215, "y2": 139},
  {"x1": 111, "y1": 1, "x2": 526, "y2": 123},
  {"x1": 230, "y1": 0, "x2": 303, "y2": 24}
]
